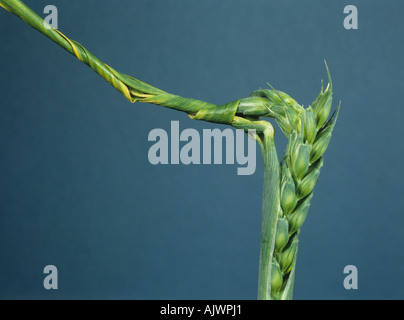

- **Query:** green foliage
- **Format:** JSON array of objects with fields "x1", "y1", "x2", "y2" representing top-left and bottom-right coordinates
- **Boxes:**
[{"x1": 1, "y1": 0, "x2": 340, "y2": 300}]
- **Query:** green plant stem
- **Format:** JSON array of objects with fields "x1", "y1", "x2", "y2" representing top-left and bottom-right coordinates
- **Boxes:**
[
  {"x1": 257, "y1": 127, "x2": 299, "y2": 300},
  {"x1": 257, "y1": 127, "x2": 281, "y2": 300},
  {"x1": 0, "y1": 1, "x2": 286, "y2": 299},
  {"x1": 0, "y1": 0, "x2": 292, "y2": 300},
  {"x1": 1, "y1": 0, "x2": 340, "y2": 301},
  {"x1": 0, "y1": 0, "x2": 246, "y2": 127}
]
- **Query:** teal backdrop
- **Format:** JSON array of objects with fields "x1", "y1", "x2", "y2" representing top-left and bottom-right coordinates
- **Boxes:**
[{"x1": 0, "y1": 0, "x2": 403, "y2": 299}]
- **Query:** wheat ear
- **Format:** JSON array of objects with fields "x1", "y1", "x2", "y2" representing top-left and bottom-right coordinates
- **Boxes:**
[{"x1": 256, "y1": 72, "x2": 340, "y2": 300}]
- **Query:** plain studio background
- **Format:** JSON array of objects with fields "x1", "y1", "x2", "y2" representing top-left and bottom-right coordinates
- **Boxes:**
[{"x1": 0, "y1": 0, "x2": 402, "y2": 300}]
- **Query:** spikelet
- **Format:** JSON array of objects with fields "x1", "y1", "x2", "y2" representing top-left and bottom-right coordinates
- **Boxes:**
[
  {"x1": 270, "y1": 259, "x2": 284, "y2": 295},
  {"x1": 275, "y1": 217, "x2": 290, "y2": 253},
  {"x1": 310, "y1": 104, "x2": 340, "y2": 162},
  {"x1": 312, "y1": 64, "x2": 333, "y2": 129},
  {"x1": 291, "y1": 143, "x2": 311, "y2": 181},
  {"x1": 296, "y1": 159, "x2": 324, "y2": 199},
  {"x1": 280, "y1": 164, "x2": 298, "y2": 215},
  {"x1": 303, "y1": 107, "x2": 317, "y2": 144},
  {"x1": 280, "y1": 238, "x2": 299, "y2": 274},
  {"x1": 287, "y1": 195, "x2": 312, "y2": 234},
  {"x1": 310, "y1": 129, "x2": 332, "y2": 163}
]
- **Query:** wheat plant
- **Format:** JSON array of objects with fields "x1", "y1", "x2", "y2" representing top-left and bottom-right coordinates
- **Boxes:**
[{"x1": 0, "y1": 0, "x2": 340, "y2": 300}]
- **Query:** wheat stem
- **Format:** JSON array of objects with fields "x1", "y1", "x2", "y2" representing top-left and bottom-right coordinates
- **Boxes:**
[{"x1": 257, "y1": 126, "x2": 281, "y2": 300}]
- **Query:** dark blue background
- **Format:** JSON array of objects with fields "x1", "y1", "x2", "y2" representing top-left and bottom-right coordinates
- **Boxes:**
[{"x1": 0, "y1": 0, "x2": 402, "y2": 299}]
